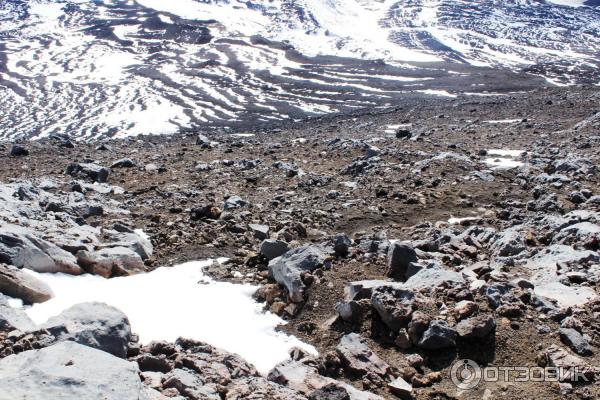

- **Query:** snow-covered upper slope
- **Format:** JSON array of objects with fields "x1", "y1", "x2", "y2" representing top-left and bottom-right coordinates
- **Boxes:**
[{"x1": 0, "y1": 0, "x2": 598, "y2": 140}]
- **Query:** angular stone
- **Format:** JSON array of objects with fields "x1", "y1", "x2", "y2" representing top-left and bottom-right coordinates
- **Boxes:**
[
  {"x1": 371, "y1": 286, "x2": 415, "y2": 332},
  {"x1": 249, "y1": 224, "x2": 270, "y2": 240},
  {"x1": 456, "y1": 315, "x2": 496, "y2": 339},
  {"x1": 417, "y1": 320, "x2": 457, "y2": 350},
  {"x1": 335, "y1": 300, "x2": 366, "y2": 324},
  {"x1": 336, "y1": 333, "x2": 390, "y2": 377},
  {"x1": 543, "y1": 345, "x2": 595, "y2": 382},
  {"x1": 0, "y1": 264, "x2": 53, "y2": 304},
  {"x1": 259, "y1": 240, "x2": 290, "y2": 261},
  {"x1": 387, "y1": 376, "x2": 412, "y2": 397},
  {"x1": 224, "y1": 195, "x2": 246, "y2": 210},
  {"x1": 403, "y1": 263, "x2": 464, "y2": 290},
  {"x1": 102, "y1": 231, "x2": 153, "y2": 260},
  {"x1": 491, "y1": 228, "x2": 526, "y2": 257},
  {"x1": 9, "y1": 145, "x2": 29, "y2": 157},
  {"x1": 111, "y1": 158, "x2": 136, "y2": 168},
  {"x1": 77, "y1": 247, "x2": 145, "y2": 278},
  {"x1": 559, "y1": 328, "x2": 593, "y2": 356},
  {"x1": 386, "y1": 242, "x2": 417, "y2": 281},
  {"x1": 332, "y1": 234, "x2": 352, "y2": 256},
  {"x1": 268, "y1": 245, "x2": 327, "y2": 303},
  {"x1": 66, "y1": 162, "x2": 110, "y2": 183},
  {"x1": 344, "y1": 280, "x2": 405, "y2": 302},
  {"x1": 454, "y1": 300, "x2": 478, "y2": 320}
]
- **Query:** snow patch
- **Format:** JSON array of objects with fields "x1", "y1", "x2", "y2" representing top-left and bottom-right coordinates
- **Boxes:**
[
  {"x1": 484, "y1": 149, "x2": 526, "y2": 170},
  {"x1": 418, "y1": 89, "x2": 457, "y2": 98},
  {"x1": 546, "y1": 0, "x2": 588, "y2": 7},
  {"x1": 21, "y1": 260, "x2": 316, "y2": 374},
  {"x1": 485, "y1": 119, "x2": 522, "y2": 124},
  {"x1": 448, "y1": 216, "x2": 480, "y2": 225}
]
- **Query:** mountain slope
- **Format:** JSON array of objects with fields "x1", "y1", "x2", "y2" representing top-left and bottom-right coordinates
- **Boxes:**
[{"x1": 0, "y1": 0, "x2": 598, "y2": 140}]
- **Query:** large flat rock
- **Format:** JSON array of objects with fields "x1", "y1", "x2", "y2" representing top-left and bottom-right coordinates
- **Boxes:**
[{"x1": 0, "y1": 341, "x2": 148, "y2": 400}]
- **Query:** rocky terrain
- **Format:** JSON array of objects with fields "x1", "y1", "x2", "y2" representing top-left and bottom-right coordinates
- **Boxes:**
[{"x1": 1, "y1": 86, "x2": 600, "y2": 399}]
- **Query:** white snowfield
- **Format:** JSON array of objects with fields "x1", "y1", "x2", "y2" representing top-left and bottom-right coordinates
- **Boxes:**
[{"x1": 21, "y1": 260, "x2": 317, "y2": 374}]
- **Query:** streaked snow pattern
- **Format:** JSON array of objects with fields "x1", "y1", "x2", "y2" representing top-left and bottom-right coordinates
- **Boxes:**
[{"x1": 0, "y1": 0, "x2": 598, "y2": 139}]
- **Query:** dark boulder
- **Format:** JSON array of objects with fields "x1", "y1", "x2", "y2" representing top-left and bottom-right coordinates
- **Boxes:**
[
  {"x1": 386, "y1": 242, "x2": 418, "y2": 281},
  {"x1": 42, "y1": 302, "x2": 132, "y2": 358},
  {"x1": 65, "y1": 162, "x2": 110, "y2": 183}
]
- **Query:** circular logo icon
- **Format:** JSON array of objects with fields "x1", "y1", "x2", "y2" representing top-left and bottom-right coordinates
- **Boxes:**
[{"x1": 450, "y1": 359, "x2": 482, "y2": 390}]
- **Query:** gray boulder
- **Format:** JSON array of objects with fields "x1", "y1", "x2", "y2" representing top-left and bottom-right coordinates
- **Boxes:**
[
  {"x1": 386, "y1": 242, "x2": 417, "y2": 280},
  {"x1": 111, "y1": 158, "x2": 136, "y2": 168},
  {"x1": 77, "y1": 247, "x2": 145, "y2": 278},
  {"x1": 417, "y1": 320, "x2": 457, "y2": 350},
  {"x1": 224, "y1": 195, "x2": 246, "y2": 210},
  {"x1": 0, "y1": 294, "x2": 36, "y2": 331},
  {"x1": 332, "y1": 234, "x2": 352, "y2": 256},
  {"x1": 485, "y1": 283, "x2": 515, "y2": 309},
  {"x1": 102, "y1": 230, "x2": 153, "y2": 260},
  {"x1": 0, "y1": 226, "x2": 82, "y2": 275},
  {"x1": 42, "y1": 302, "x2": 132, "y2": 358},
  {"x1": 196, "y1": 134, "x2": 213, "y2": 148},
  {"x1": 0, "y1": 341, "x2": 149, "y2": 400},
  {"x1": 553, "y1": 157, "x2": 595, "y2": 175},
  {"x1": 0, "y1": 264, "x2": 53, "y2": 304},
  {"x1": 260, "y1": 240, "x2": 290, "y2": 261},
  {"x1": 249, "y1": 224, "x2": 270, "y2": 240},
  {"x1": 268, "y1": 245, "x2": 328, "y2": 303},
  {"x1": 336, "y1": 333, "x2": 390, "y2": 377},
  {"x1": 371, "y1": 286, "x2": 415, "y2": 332},
  {"x1": 403, "y1": 263, "x2": 464, "y2": 290},
  {"x1": 388, "y1": 376, "x2": 412, "y2": 397},
  {"x1": 456, "y1": 315, "x2": 496, "y2": 339},
  {"x1": 335, "y1": 300, "x2": 368, "y2": 324},
  {"x1": 559, "y1": 328, "x2": 593, "y2": 356},
  {"x1": 65, "y1": 162, "x2": 110, "y2": 183},
  {"x1": 344, "y1": 280, "x2": 405, "y2": 302},
  {"x1": 9, "y1": 144, "x2": 29, "y2": 157},
  {"x1": 554, "y1": 222, "x2": 600, "y2": 245}
]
